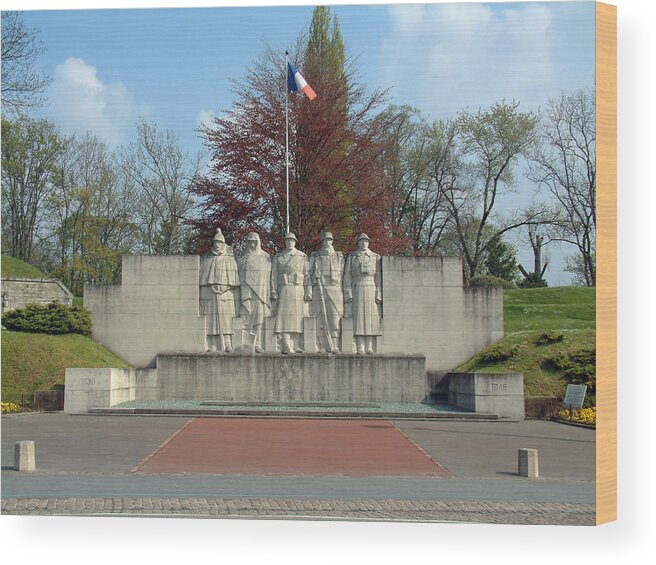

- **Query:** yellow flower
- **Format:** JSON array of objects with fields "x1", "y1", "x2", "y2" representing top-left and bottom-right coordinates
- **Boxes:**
[
  {"x1": 1, "y1": 401, "x2": 21, "y2": 414},
  {"x1": 557, "y1": 407, "x2": 596, "y2": 425}
]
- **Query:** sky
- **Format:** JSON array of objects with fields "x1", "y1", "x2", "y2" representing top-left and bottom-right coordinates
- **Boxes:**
[{"x1": 9, "y1": 1, "x2": 596, "y2": 284}]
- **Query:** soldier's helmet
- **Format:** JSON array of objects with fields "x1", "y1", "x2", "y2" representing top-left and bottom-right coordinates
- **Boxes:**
[{"x1": 213, "y1": 228, "x2": 226, "y2": 243}]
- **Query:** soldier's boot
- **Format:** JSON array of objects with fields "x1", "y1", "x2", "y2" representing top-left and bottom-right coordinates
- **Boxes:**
[
  {"x1": 365, "y1": 337, "x2": 375, "y2": 355},
  {"x1": 281, "y1": 333, "x2": 292, "y2": 354},
  {"x1": 292, "y1": 333, "x2": 304, "y2": 354},
  {"x1": 330, "y1": 332, "x2": 340, "y2": 354},
  {"x1": 249, "y1": 331, "x2": 264, "y2": 354}
]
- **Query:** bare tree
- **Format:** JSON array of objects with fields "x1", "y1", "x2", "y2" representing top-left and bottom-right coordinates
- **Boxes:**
[
  {"x1": 379, "y1": 108, "x2": 461, "y2": 254},
  {"x1": 1, "y1": 11, "x2": 51, "y2": 115},
  {"x1": 410, "y1": 120, "x2": 462, "y2": 253},
  {"x1": 517, "y1": 221, "x2": 553, "y2": 286},
  {"x1": 46, "y1": 133, "x2": 140, "y2": 293},
  {"x1": 121, "y1": 119, "x2": 201, "y2": 255},
  {"x1": 441, "y1": 100, "x2": 539, "y2": 278},
  {"x1": 530, "y1": 88, "x2": 596, "y2": 286}
]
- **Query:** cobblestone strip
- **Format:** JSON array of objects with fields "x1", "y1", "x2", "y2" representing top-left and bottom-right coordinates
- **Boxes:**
[{"x1": 1, "y1": 497, "x2": 595, "y2": 525}]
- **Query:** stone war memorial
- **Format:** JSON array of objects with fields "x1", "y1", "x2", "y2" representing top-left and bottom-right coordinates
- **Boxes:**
[{"x1": 65, "y1": 228, "x2": 524, "y2": 420}]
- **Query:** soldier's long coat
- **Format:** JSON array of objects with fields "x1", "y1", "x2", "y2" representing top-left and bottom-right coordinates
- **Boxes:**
[
  {"x1": 343, "y1": 249, "x2": 382, "y2": 336},
  {"x1": 271, "y1": 248, "x2": 310, "y2": 333}
]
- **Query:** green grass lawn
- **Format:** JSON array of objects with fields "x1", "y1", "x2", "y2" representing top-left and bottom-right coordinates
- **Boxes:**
[
  {"x1": 1, "y1": 256, "x2": 48, "y2": 279},
  {"x1": 1, "y1": 331, "x2": 129, "y2": 404},
  {"x1": 504, "y1": 286, "x2": 595, "y2": 332},
  {"x1": 456, "y1": 286, "x2": 596, "y2": 399}
]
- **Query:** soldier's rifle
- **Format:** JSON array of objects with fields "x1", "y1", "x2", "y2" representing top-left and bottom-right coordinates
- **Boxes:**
[{"x1": 315, "y1": 264, "x2": 335, "y2": 353}]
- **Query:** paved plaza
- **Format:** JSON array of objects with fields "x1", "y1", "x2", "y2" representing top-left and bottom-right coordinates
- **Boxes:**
[{"x1": 1, "y1": 413, "x2": 596, "y2": 524}]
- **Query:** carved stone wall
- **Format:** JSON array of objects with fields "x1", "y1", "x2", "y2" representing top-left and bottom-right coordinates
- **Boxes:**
[{"x1": 84, "y1": 254, "x2": 503, "y2": 372}]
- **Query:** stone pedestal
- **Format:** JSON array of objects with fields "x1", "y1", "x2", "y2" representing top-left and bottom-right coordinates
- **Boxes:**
[
  {"x1": 446, "y1": 372, "x2": 525, "y2": 420},
  {"x1": 14, "y1": 441, "x2": 36, "y2": 472},
  {"x1": 154, "y1": 353, "x2": 427, "y2": 404},
  {"x1": 65, "y1": 353, "x2": 428, "y2": 411}
]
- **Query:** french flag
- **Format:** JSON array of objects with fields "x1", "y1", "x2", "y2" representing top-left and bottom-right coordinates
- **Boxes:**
[{"x1": 287, "y1": 62, "x2": 317, "y2": 100}]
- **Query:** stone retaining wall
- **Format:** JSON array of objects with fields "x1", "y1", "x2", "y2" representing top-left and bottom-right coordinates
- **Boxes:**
[{"x1": 1, "y1": 277, "x2": 73, "y2": 314}]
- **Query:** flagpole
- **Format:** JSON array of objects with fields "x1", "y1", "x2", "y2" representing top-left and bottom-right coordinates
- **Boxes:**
[{"x1": 284, "y1": 51, "x2": 290, "y2": 235}]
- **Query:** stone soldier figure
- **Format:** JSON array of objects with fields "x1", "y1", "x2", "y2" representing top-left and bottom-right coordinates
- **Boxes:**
[
  {"x1": 271, "y1": 232, "x2": 311, "y2": 354},
  {"x1": 309, "y1": 231, "x2": 344, "y2": 353},
  {"x1": 237, "y1": 232, "x2": 271, "y2": 354},
  {"x1": 343, "y1": 233, "x2": 382, "y2": 355},
  {"x1": 199, "y1": 228, "x2": 240, "y2": 353}
]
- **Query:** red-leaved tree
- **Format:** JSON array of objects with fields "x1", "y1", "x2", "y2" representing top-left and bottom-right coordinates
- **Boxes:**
[{"x1": 188, "y1": 31, "x2": 411, "y2": 256}]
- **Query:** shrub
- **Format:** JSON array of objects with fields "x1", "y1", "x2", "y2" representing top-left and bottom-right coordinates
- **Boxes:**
[
  {"x1": 534, "y1": 331, "x2": 565, "y2": 346},
  {"x1": 2, "y1": 302, "x2": 92, "y2": 335},
  {"x1": 478, "y1": 343, "x2": 521, "y2": 363},
  {"x1": 468, "y1": 275, "x2": 516, "y2": 290},
  {"x1": 544, "y1": 346, "x2": 596, "y2": 392},
  {"x1": 518, "y1": 272, "x2": 548, "y2": 288}
]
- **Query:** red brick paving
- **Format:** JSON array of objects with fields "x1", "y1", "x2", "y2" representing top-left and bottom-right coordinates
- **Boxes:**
[{"x1": 135, "y1": 418, "x2": 448, "y2": 476}]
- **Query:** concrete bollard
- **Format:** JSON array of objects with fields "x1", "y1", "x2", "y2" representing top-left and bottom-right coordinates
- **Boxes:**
[
  {"x1": 14, "y1": 441, "x2": 36, "y2": 472},
  {"x1": 518, "y1": 448, "x2": 539, "y2": 478}
]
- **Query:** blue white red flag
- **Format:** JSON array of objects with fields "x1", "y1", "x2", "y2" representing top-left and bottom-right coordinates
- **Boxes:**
[{"x1": 287, "y1": 62, "x2": 317, "y2": 100}]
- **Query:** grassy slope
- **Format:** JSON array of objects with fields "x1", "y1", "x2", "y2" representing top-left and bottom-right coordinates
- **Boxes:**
[
  {"x1": 1, "y1": 332, "x2": 129, "y2": 403},
  {"x1": 2, "y1": 255, "x2": 114, "y2": 403},
  {"x1": 504, "y1": 287, "x2": 596, "y2": 332},
  {"x1": 456, "y1": 287, "x2": 596, "y2": 398},
  {"x1": 1, "y1": 256, "x2": 48, "y2": 279}
]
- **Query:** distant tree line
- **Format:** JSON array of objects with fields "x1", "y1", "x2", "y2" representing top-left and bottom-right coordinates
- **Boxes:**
[
  {"x1": 1, "y1": 8, "x2": 596, "y2": 291},
  {"x1": 1, "y1": 116, "x2": 201, "y2": 295}
]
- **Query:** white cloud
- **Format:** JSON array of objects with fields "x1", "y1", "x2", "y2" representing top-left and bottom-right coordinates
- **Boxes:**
[
  {"x1": 382, "y1": 3, "x2": 554, "y2": 118},
  {"x1": 196, "y1": 110, "x2": 215, "y2": 129},
  {"x1": 48, "y1": 57, "x2": 147, "y2": 146}
]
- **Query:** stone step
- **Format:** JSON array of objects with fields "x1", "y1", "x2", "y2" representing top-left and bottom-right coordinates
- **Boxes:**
[{"x1": 86, "y1": 406, "x2": 500, "y2": 420}]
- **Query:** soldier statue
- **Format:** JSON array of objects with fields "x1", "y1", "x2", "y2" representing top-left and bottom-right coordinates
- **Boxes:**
[
  {"x1": 199, "y1": 228, "x2": 240, "y2": 353},
  {"x1": 343, "y1": 233, "x2": 382, "y2": 355},
  {"x1": 237, "y1": 232, "x2": 271, "y2": 354},
  {"x1": 271, "y1": 232, "x2": 311, "y2": 354},
  {"x1": 309, "y1": 231, "x2": 344, "y2": 353}
]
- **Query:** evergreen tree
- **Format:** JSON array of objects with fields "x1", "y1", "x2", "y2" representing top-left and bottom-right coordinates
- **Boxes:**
[
  {"x1": 483, "y1": 235, "x2": 519, "y2": 282},
  {"x1": 304, "y1": 6, "x2": 345, "y2": 86}
]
